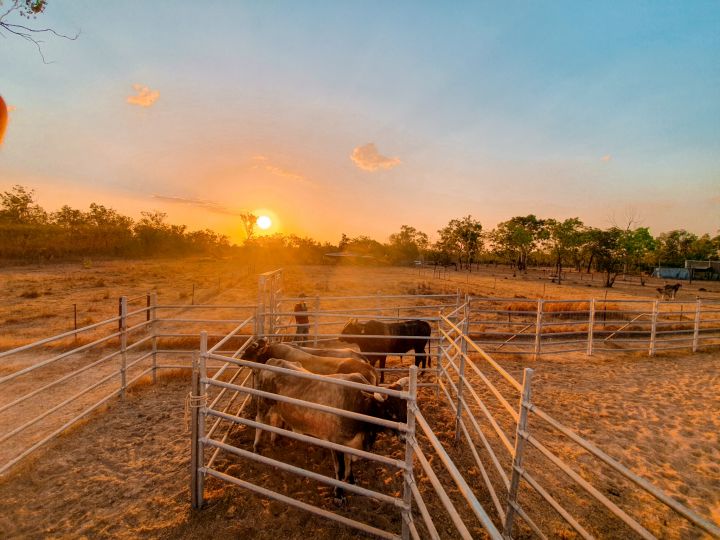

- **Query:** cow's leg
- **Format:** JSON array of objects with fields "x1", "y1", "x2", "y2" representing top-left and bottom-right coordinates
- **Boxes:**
[
  {"x1": 253, "y1": 409, "x2": 266, "y2": 453},
  {"x1": 378, "y1": 355, "x2": 387, "y2": 384},
  {"x1": 414, "y1": 346, "x2": 426, "y2": 370},
  {"x1": 268, "y1": 412, "x2": 281, "y2": 445},
  {"x1": 331, "y1": 450, "x2": 346, "y2": 504},
  {"x1": 344, "y1": 453, "x2": 355, "y2": 485}
]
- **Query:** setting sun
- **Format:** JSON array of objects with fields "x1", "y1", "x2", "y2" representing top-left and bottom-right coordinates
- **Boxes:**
[{"x1": 256, "y1": 215, "x2": 272, "y2": 230}]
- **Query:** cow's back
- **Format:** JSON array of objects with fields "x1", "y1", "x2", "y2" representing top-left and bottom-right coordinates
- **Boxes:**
[{"x1": 266, "y1": 367, "x2": 374, "y2": 447}]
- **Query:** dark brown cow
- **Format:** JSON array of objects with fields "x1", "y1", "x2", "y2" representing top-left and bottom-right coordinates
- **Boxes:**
[
  {"x1": 340, "y1": 319, "x2": 431, "y2": 383},
  {"x1": 242, "y1": 339, "x2": 378, "y2": 385},
  {"x1": 657, "y1": 282, "x2": 682, "y2": 299},
  {"x1": 253, "y1": 358, "x2": 408, "y2": 503}
]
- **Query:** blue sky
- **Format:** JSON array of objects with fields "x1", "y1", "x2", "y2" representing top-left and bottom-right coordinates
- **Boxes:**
[{"x1": 1, "y1": 1, "x2": 718, "y2": 243}]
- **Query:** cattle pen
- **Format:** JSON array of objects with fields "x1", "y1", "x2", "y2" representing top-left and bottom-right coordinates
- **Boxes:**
[{"x1": 0, "y1": 268, "x2": 719, "y2": 538}]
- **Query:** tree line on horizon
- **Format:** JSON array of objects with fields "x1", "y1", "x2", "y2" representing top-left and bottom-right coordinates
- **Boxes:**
[{"x1": 1, "y1": 185, "x2": 718, "y2": 287}]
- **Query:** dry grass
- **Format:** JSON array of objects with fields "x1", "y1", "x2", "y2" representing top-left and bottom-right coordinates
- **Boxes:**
[{"x1": 1, "y1": 261, "x2": 719, "y2": 538}]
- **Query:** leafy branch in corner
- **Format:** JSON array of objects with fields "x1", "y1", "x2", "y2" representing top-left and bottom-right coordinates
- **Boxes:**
[{"x1": 0, "y1": 0, "x2": 79, "y2": 63}]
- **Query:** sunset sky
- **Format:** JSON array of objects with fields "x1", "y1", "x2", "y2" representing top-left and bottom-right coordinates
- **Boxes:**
[{"x1": 1, "y1": 2, "x2": 719, "y2": 244}]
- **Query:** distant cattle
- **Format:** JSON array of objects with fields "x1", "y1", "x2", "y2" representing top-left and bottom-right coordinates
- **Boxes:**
[
  {"x1": 253, "y1": 358, "x2": 408, "y2": 503},
  {"x1": 340, "y1": 319, "x2": 431, "y2": 383},
  {"x1": 242, "y1": 339, "x2": 378, "y2": 385},
  {"x1": 657, "y1": 283, "x2": 682, "y2": 299}
]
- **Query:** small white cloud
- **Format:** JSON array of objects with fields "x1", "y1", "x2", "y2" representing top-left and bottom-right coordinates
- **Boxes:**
[
  {"x1": 601, "y1": 154, "x2": 612, "y2": 162},
  {"x1": 127, "y1": 84, "x2": 160, "y2": 107},
  {"x1": 351, "y1": 143, "x2": 402, "y2": 171}
]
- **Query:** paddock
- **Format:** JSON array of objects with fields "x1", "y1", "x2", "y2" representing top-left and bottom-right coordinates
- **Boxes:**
[{"x1": 0, "y1": 268, "x2": 719, "y2": 538}]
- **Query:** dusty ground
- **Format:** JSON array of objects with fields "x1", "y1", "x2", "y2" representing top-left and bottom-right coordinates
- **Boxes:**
[{"x1": 1, "y1": 262, "x2": 719, "y2": 538}]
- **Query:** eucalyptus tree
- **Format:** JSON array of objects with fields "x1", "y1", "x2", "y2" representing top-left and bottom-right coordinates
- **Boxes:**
[
  {"x1": 388, "y1": 225, "x2": 428, "y2": 264},
  {"x1": 490, "y1": 215, "x2": 545, "y2": 271},
  {"x1": 543, "y1": 218, "x2": 585, "y2": 284},
  {"x1": 436, "y1": 215, "x2": 483, "y2": 270}
]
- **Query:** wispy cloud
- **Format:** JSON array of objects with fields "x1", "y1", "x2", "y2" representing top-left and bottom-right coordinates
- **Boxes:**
[
  {"x1": 601, "y1": 154, "x2": 612, "y2": 162},
  {"x1": 251, "y1": 155, "x2": 309, "y2": 183},
  {"x1": 152, "y1": 195, "x2": 242, "y2": 216},
  {"x1": 127, "y1": 84, "x2": 160, "y2": 107},
  {"x1": 351, "y1": 143, "x2": 401, "y2": 171}
]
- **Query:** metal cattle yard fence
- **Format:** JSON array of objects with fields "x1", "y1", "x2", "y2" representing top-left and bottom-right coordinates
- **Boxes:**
[
  {"x1": 1, "y1": 267, "x2": 719, "y2": 539},
  {"x1": 467, "y1": 296, "x2": 720, "y2": 357}
]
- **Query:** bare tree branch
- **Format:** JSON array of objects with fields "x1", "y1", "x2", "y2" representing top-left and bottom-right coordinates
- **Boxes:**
[{"x1": 0, "y1": 1, "x2": 79, "y2": 63}]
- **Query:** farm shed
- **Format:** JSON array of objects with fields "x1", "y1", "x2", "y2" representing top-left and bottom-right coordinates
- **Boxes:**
[{"x1": 651, "y1": 267, "x2": 690, "y2": 280}]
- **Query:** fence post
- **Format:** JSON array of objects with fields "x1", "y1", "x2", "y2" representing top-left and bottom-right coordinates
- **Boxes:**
[
  {"x1": 453, "y1": 297, "x2": 470, "y2": 442},
  {"x1": 649, "y1": 300, "x2": 659, "y2": 356},
  {"x1": 454, "y1": 343, "x2": 467, "y2": 443},
  {"x1": 268, "y1": 284, "x2": 276, "y2": 338},
  {"x1": 435, "y1": 315, "x2": 442, "y2": 399},
  {"x1": 401, "y1": 365, "x2": 418, "y2": 540},
  {"x1": 195, "y1": 331, "x2": 209, "y2": 507},
  {"x1": 533, "y1": 299, "x2": 544, "y2": 359},
  {"x1": 692, "y1": 299, "x2": 701, "y2": 352},
  {"x1": 313, "y1": 295, "x2": 320, "y2": 347},
  {"x1": 503, "y1": 367, "x2": 534, "y2": 539},
  {"x1": 150, "y1": 292, "x2": 158, "y2": 383},
  {"x1": 190, "y1": 352, "x2": 201, "y2": 509},
  {"x1": 587, "y1": 298, "x2": 595, "y2": 356},
  {"x1": 254, "y1": 304, "x2": 264, "y2": 337},
  {"x1": 119, "y1": 296, "x2": 128, "y2": 398},
  {"x1": 257, "y1": 275, "x2": 266, "y2": 336}
]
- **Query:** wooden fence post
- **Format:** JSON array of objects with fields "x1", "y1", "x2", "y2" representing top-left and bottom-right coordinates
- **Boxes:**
[
  {"x1": 150, "y1": 292, "x2": 158, "y2": 383},
  {"x1": 119, "y1": 296, "x2": 127, "y2": 398},
  {"x1": 401, "y1": 366, "x2": 418, "y2": 540},
  {"x1": 692, "y1": 299, "x2": 701, "y2": 352},
  {"x1": 587, "y1": 298, "x2": 595, "y2": 356},
  {"x1": 503, "y1": 367, "x2": 534, "y2": 538},
  {"x1": 649, "y1": 300, "x2": 659, "y2": 356},
  {"x1": 534, "y1": 299, "x2": 544, "y2": 359}
]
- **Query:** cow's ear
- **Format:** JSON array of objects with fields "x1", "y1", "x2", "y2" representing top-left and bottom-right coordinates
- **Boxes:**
[
  {"x1": 387, "y1": 377, "x2": 410, "y2": 390},
  {"x1": 361, "y1": 391, "x2": 387, "y2": 402}
]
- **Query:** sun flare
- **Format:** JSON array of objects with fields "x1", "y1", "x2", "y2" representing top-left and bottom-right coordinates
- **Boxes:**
[{"x1": 256, "y1": 215, "x2": 272, "y2": 230}]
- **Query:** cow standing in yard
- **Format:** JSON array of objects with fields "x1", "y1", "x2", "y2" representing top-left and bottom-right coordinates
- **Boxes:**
[
  {"x1": 288, "y1": 343, "x2": 368, "y2": 362},
  {"x1": 253, "y1": 358, "x2": 408, "y2": 503},
  {"x1": 657, "y1": 283, "x2": 682, "y2": 300},
  {"x1": 340, "y1": 319, "x2": 431, "y2": 383},
  {"x1": 242, "y1": 339, "x2": 378, "y2": 385}
]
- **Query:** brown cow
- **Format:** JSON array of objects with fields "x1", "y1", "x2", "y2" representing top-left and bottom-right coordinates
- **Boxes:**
[
  {"x1": 253, "y1": 358, "x2": 408, "y2": 503},
  {"x1": 287, "y1": 343, "x2": 369, "y2": 363},
  {"x1": 242, "y1": 339, "x2": 378, "y2": 385}
]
